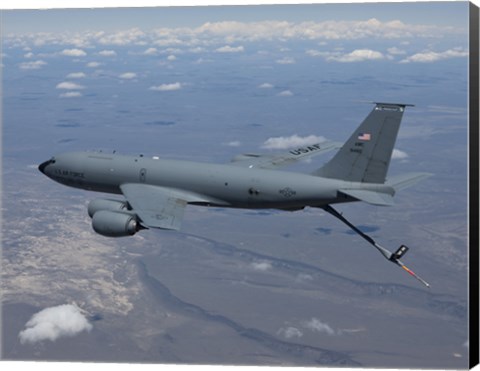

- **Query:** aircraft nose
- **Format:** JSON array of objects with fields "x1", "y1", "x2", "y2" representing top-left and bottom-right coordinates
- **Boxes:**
[{"x1": 38, "y1": 159, "x2": 54, "y2": 175}]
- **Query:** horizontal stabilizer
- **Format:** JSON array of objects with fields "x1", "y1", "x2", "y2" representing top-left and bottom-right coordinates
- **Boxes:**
[
  {"x1": 230, "y1": 141, "x2": 342, "y2": 169},
  {"x1": 386, "y1": 172, "x2": 432, "y2": 191},
  {"x1": 339, "y1": 189, "x2": 395, "y2": 206}
]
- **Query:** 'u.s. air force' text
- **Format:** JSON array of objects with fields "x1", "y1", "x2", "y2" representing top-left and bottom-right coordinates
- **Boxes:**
[{"x1": 289, "y1": 143, "x2": 323, "y2": 156}]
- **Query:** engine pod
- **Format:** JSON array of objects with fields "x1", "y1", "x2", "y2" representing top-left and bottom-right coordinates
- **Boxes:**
[
  {"x1": 92, "y1": 210, "x2": 138, "y2": 237},
  {"x1": 88, "y1": 199, "x2": 129, "y2": 218}
]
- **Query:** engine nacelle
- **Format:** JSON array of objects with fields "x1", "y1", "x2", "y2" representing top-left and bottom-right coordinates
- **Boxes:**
[
  {"x1": 91, "y1": 210, "x2": 138, "y2": 237},
  {"x1": 88, "y1": 199, "x2": 130, "y2": 218}
]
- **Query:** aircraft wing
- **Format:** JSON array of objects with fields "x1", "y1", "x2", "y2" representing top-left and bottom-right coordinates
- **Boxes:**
[
  {"x1": 120, "y1": 183, "x2": 221, "y2": 231},
  {"x1": 230, "y1": 141, "x2": 342, "y2": 169}
]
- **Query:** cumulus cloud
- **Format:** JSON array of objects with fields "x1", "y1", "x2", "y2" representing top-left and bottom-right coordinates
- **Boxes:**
[
  {"x1": 195, "y1": 18, "x2": 449, "y2": 42},
  {"x1": 59, "y1": 91, "x2": 83, "y2": 98},
  {"x1": 276, "y1": 57, "x2": 296, "y2": 64},
  {"x1": 60, "y1": 48, "x2": 87, "y2": 57},
  {"x1": 258, "y1": 83, "x2": 274, "y2": 89},
  {"x1": 387, "y1": 47, "x2": 406, "y2": 55},
  {"x1": 224, "y1": 141, "x2": 241, "y2": 147},
  {"x1": 149, "y1": 82, "x2": 182, "y2": 91},
  {"x1": 304, "y1": 318, "x2": 336, "y2": 336},
  {"x1": 400, "y1": 48, "x2": 468, "y2": 63},
  {"x1": 167, "y1": 55, "x2": 177, "y2": 61},
  {"x1": 306, "y1": 49, "x2": 326, "y2": 57},
  {"x1": 98, "y1": 50, "x2": 117, "y2": 57},
  {"x1": 277, "y1": 90, "x2": 294, "y2": 97},
  {"x1": 66, "y1": 72, "x2": 86, "y2": 79},
  {"x1": 296, "y1": 273, "x2": 314, "y2": 282},
  {"x1": 5, "y1": 19, "x2": 463, "y2": 53},
  {"x1": 262, "y1": 134, "x2": 326, "y2": 149},
  {"x1": 97, "y1": 27, "x2": 145, "y2": 46},
  {"x1": 19, "y1": 60, "x2": 47, "y2": 70},
  {"x1": 56, "y1": 81, "x2": 85, "y2": 90},
  {"x1": 19, "y1": 304, "x2": 92, "y2": 344},
  {"x1": 251, "y1": 261, "x2": 272, "y2": 271},
  {"x1": 143, "y1": 47, "x2": 158, "y2": 55},
  {"x1": 392, "y1": 149, "x2": 409, "y2": 160},
  {"x1": 310, "y1": 49, "x2": 385, "y2": 62},
  {"x1": 119, "y1": 72, "x2": 137, "y2": 80},
  {"x1": 86, "y1": 61, "x2": 102, "y2": 68},
  {"x1": 277, "y1": 327, "x2": 303, "y2": 339},
  {"x1": 215, "y1": 45, "x2": 245, "y2": 53}
]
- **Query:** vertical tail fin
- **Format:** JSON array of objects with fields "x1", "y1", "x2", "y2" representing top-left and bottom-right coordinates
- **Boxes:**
[{"x1": 314, "y1": 103, "x2": 413, "y2": 184}]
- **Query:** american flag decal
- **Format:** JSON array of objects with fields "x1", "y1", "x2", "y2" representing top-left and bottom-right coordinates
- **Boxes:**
[{"x1": 358, "y1": 133, "x2": 371, "y2": 141}]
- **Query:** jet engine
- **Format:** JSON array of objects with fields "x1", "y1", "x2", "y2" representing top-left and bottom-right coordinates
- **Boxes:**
[
  {"x1": 88, "y1": 199, "x2": 130, "y2": 218},
  {"x1": 88, "y1": 199, "x2": 140, "y2": 237},
  {"x1": 91, "y1": 210, "x2": 139, "y2": 237}
]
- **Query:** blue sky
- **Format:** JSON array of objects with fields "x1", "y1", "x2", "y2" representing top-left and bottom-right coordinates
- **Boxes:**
[{"x1": 3, "y1": 1, "x2": 469, "y2": 34}]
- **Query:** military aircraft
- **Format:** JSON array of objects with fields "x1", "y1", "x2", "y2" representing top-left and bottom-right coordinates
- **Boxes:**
[{"x1": 39, "y1": 102, "x2": 431, "y2": 287}]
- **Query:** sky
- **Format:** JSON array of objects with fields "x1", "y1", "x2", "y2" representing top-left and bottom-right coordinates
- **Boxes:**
[
  {"x1": 2, "y1": 2, "x2": 470, "y2": 34},
  {"x1": 1, "y1": 1, "x2": 474, "y2": 369}
]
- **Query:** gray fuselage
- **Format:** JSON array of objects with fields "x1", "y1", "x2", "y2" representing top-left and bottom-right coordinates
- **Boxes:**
[{"x1": 40, "y1": 151, "x2": 394, "y2": 210}]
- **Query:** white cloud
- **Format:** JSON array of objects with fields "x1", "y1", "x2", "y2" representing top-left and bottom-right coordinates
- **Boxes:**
[
  {"x1": 277, "y1": 90, "x2": 294, "y2": 97},
  {"x1": 66, "y1": 72, "x2": 86, "y2": 79},
  {"x1": 276, "y1": 57, "x2": 296, "y2": 64},
  {"x1": 258, "y1": 83, "x2": 274, "y2": 89},
  {"x1": 392, "y1": 149, "x2": 409, "y2": 160},
  {"x1": 251, "y1": 261, "x2": 272, "y2": 272},
  {"x1": 86, "y1": 61, "x2": 102, "y2": 68},
  {"x1": 167, "y1": 55, "x2": 177, "y2": 61},
  {"x1": 19, "y1": 60, "x2": 47, "y2": 70},
  {"x1": 306, "y1": 49, "x2": 325, "y2": 57},
  {"x1": 98, "y1": 50, "x2": 117, "y2": 57},
  {"x1": 304, "y1": 318, "x2": 336, "y2": 336},
  {"x1": 387, "y1": 47, "x2": 406, "y2": 55},
  {"x1": 60, "y1": 91, "x2": 83, "y2": 98},
  {"x1": 194, "y1": 58, "x2": 212, "y2": 64},
  {"x1": 225, "y1": 141, "x2": 241, "y2": 147},
  {"x1": 56, "y1": 81, "x2": 85, "y2": 90},
  {"x1": 195, "y1": 18, "x2": 450, "y2": 42},
  {"x1": 24, "y1": 52, "x2": 34, "y2": 58},
  {"x1": 143, "y1": 47, "x2": 158, "y2": 55},
  {"x1": 5, "y1": 19, "x2": 463, "y2": 53},
  {"x1": 262, "y1": 134, "x2": 326, "y2": 150},
  {"x1": 19, "y1": 304, "x2": 92, "y2": 344},
  {"x1": 324, "y1": 49, "x2": 385, "y2": 62},
  {"x1": 60, "y1": 48, "x2": 87, "y2": 57},
  {"x1": 190, "y1": 47, "x2": 206, "y2": 53},
  {"x1": 215, "y1": 45, "x2": 245, "y2": 53},
  {"x1": 149, "y1": 82, "x2": 182, "y2": 91},
  {"x1": 119, "y1": 72, "x2": 137, "y2": 80},
  {"x1": 277, "y1": 327, "x2": 303, "y2": 339},
  {"x1": 97, "y1": 27, "x2": 145, "y2": 46},
  {"x1": 400, "y1": 48, "x2": 468, "y2": 63}
]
